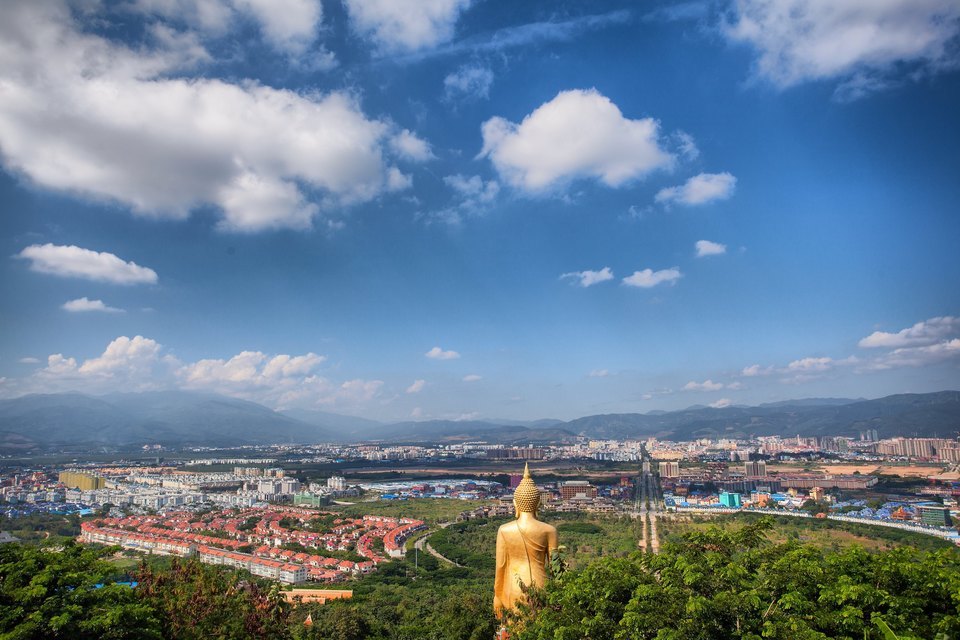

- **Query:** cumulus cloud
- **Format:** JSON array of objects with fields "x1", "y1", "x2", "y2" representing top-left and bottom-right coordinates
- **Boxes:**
[
  {"x1": 0, "y1": 334, "x2": 388, "y2": 409},
  {"x1": 425, "y1": 346, "x2": 460, "y2": 360},
  {"x1": 684, "y1": 379, "x2": 726, "y2": 392},
  {"x1": 859, "y1": 316, "x2": 960, "y2": 348},
  {"x1": 786, "y1": 356, "x2": 835, "y2": 372},
  {"x1": 421, "y1": 174, "x2": 500, "y2": 226},
  {"x1": 709, "y1": 398, "x2": 732, "y2": 409},
  {"x1": 0, "y1": 2, "x2": 404, "y2": 233},
  {"x1": 874, "y1": 339, "x2": 960, "y2": 369},
  {"x1": 724, "y1": 0, "x2": 960, "y2": 99},
  {"x1": 18, "y1": 357, "x2": 40, "y2": 365},
  {"x1": 62, "y1": 297, "x2": 124, "y2": 313},
  {"x1": 131, "y1": 0, "x2": 326, "y2": 55},
  {"x1": 16, "y1": 244, "x2": 158, "y2": 285},
  {"x1": 656, "y1": 172, "x2": 737, "y2": 206},
  {"x1": 390, "y1": 129, "x2": 435, "y2": 162},
  {"x1": 231, "y1": 0, "x2": 323, "y2": 54},
  {"x1": 560, "y1": 267, "x2": 614, "y2": 288},
  {"x1": 741, "y1": 364, "x2": 774, "y2": 377},
  {"x1": 479, "y1": 89, "x2": 675, "y2": 192},
  {"x1": 443, "y1": 174, "x2": 499, "y2": 204},
  {"x1": 444, "y1": 65, "x2": 495, "y2": 101},
  {"x1": 406, "y1": 379, "x2": 426, "y2": 393},
  {"x1": 695, "y1": 240, "x2": 727, "y2": 257},
  {"x1": 622, "y1": 267, "x2": 682, "y2": 288},
  {"x1": 79, "y1": 336, "x2": 164, "y2": 377},
  {"x1": 462, "y1": 374, "x2": 482, "y2": 382},
  {"x1": 588, "y1": 369, "x2": 610, "y2": 378},
  {"x1": 344, "y1": 0, "x2": 472, "y2": 53}
]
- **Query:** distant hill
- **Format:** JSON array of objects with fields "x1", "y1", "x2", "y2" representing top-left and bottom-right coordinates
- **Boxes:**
[
  {"x1": 0, "y1": 390, "x2": 957, "y2": 451},
  {"x1": 362, "y1": 420, "x2": 577, "y2": 445},
  {"x1": 0, "y1": 391, "x2": 333, "y2": 452},
  {"x1": 563, "y1": 392, "x2": 960, "y2": 441},
  {"x1": 279, "y1": 408, "x2": 383, "y2": 435}
]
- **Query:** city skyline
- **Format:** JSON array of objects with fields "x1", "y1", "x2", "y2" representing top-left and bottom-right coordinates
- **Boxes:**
[{"x1": 1, "y1": 0, "x2": 959, "y2": 421}]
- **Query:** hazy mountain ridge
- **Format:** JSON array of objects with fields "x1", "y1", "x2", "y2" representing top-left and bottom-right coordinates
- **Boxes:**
[
  {"x1": 0, "y1": 391, "x2": 957, "y2": 452},
  {"x1": 0, "y1": 391, "x2": 333, "y2": 451}
]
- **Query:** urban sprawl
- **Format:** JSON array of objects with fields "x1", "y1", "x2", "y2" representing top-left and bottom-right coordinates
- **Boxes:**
[{"x1": 3, "y1": 432, "x2": 960, "y2": 585}]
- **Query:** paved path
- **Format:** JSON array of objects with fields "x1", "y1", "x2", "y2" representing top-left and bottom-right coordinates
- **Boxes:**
[{"x1": 413, "y1": 522, "x2": 463, "y2": 567}]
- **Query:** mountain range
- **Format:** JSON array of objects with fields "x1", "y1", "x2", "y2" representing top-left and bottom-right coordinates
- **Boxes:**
[{"x1": 0, "y1": 390, "x2": 958, "y2": 452}]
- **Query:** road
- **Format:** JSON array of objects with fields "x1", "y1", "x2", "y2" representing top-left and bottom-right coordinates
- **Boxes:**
[
  {"x1": 413, "y1": 522, "x2": 463, "y2": 567},
  {"x1": 636, "y1": 449, "x2": 663, "y2": 553}
]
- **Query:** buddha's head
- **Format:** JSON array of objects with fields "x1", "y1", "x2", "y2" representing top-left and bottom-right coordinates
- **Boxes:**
[{"x1": 513, "y1": 462, "x2": 540, "y2": 516}]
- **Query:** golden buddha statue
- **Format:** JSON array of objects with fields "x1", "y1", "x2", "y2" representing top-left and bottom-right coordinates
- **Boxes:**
[{"x1": 494, "y1": 463, "x2": 558, "y2": 617}]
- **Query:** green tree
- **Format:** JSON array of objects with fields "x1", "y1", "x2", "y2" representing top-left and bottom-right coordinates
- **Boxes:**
[
  {"x1": 135, "y1": 558, "x2": 290, "y2": 640},
  {"x1": 511, "y1": 517, "x2": 960, "y2": 640},
  {"x1": 0, "y1": 541, "x2": 161, "y2": 640}
]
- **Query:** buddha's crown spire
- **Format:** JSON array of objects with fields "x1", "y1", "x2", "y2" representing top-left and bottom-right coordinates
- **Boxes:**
[{"x1": 514, "y1": 463, "x2": 540, "y2": 514}]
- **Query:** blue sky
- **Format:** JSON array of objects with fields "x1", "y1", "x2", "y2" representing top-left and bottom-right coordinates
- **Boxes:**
[{"x1": 1, "y1": 0, "x2": 959, "y2": 422}]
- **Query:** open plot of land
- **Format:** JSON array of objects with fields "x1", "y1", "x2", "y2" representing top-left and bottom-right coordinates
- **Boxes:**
[{"x1": 329, "y1": 498, "x2": 490, "y2": 524}]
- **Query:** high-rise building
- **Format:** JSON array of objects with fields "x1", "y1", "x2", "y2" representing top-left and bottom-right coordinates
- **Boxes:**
[
  {"x1": 744, "y1": 461, "x2": 767, "y2": 477},
  {"x1": 658, "y1": 461, "x2": 680, "y2": 478},
  {"x1": 719, "y1": 492, "x2": 742, "y2": 508},
  {"x1": 58, "y1": 471, "x2": 105, "y2": 491},
  {"x1": 559, "y1": 481, "x2": 596, "y2": 500},
  {"x1": 919, "y1": 506, "x2": 952, "y2": 527}
]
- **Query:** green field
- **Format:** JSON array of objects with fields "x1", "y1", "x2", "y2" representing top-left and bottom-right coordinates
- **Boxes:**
[
  {"x1": 659, "y1": 511, "x2": 957, "y2": 553},
  {"x1": 429, "y1": 513, "x2": 644, "y2": 572}
]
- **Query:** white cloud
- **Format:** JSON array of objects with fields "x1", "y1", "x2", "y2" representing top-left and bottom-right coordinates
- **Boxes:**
[
  {"x1": 709, "y1": 398, "x2": 732, "y2": 409},
  {"x1": 131, "y1": 0, "x2": 325, "y2": 56},
  {"x1": 261, "y1": 353, "x2": 327, "y2": 378},
  {"x1": 17, "y1": 244, "x2": 158, "y2": 285},
  {"x1": 787, "y1": 356, "x2": 834, "y2": 372},
  {"x1": 425, "y1": 346, "x2": 460, "y2": 360},
  {"x1": 479, "y1": 89, "x2": 675, "y2": 192},
  {"x1": 560, "y1": 267, "x2": 614, "y2": 288},
  {"x1": 0, "y1": 335, "x2": 388, "y2": 409},
  {"x1": 877, "y1": 339, "x2": 960, "y2": 368},
  {"x1": 684, "y1": 379, "x2": 725, "y2": 392},
  {"x1": 858, "y1": 316, "x2": 960, "y2": 348},
  {"x1": 695, "y1": 240, "x2": 727, "y2": 257},
  {"x1": 724, "y1": 0, "x2": 960, "y2": 98},
  {"x1": 386, "y1": 167, "x2": 414, "y2": 191},
  {"x1": 443, "y1": 174, "x2": 500, "y2": 203},
  {"x1": 179, "y1": 350, "x2": 324, "y2": 387},
  {"x1": 0, "y1": 2, "x2": 398, "y2": 233},
  {"x1": 462, "y1": 374, "x2": 482, "y2": 382},
  {"x1": 78, "y1": 336, "x2": 164, "y2": 377},
  {"x1": 444, "y1": 65, "x2": 494, "y2": 101},
  {"x1": 588, "y1": 369, "x2": 609, "y2": 378},
  {"x1": 622, "y1": 267, "x2": 682, "y2": 288},
  {"x1": 18, "y1": 357, "x2": 40, "y2": 365},
  {"x1": 232, "y1": 0, "x2": 323, "y2": 54},
  {"x1": 673, "y1": 130, "x2": 700, "y2": 160},
  {"x1": 422, "y1": 175, "x2": 500, "y2": 226},
  {"x1": 62, "y1": 297, "x2": 124, "y2": 313},
  {"x1": 741, "y1": 364, "x2": 774, "y2": 377},
  {"x1": 411, "y1": 407, "x2": 424, "y2": 419},
  {"x1": 406, "y1": 379, "x2": 426, "y2": 393},
  {"x1": 655, "y1": 172, "x2": 737, "y2": 206},
  {"x1": 344, "y1": 0, "x2": 472, "y2": 53},
  {"x1": 390, "y1": 129, "x2": 435, "y2": 162}
]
